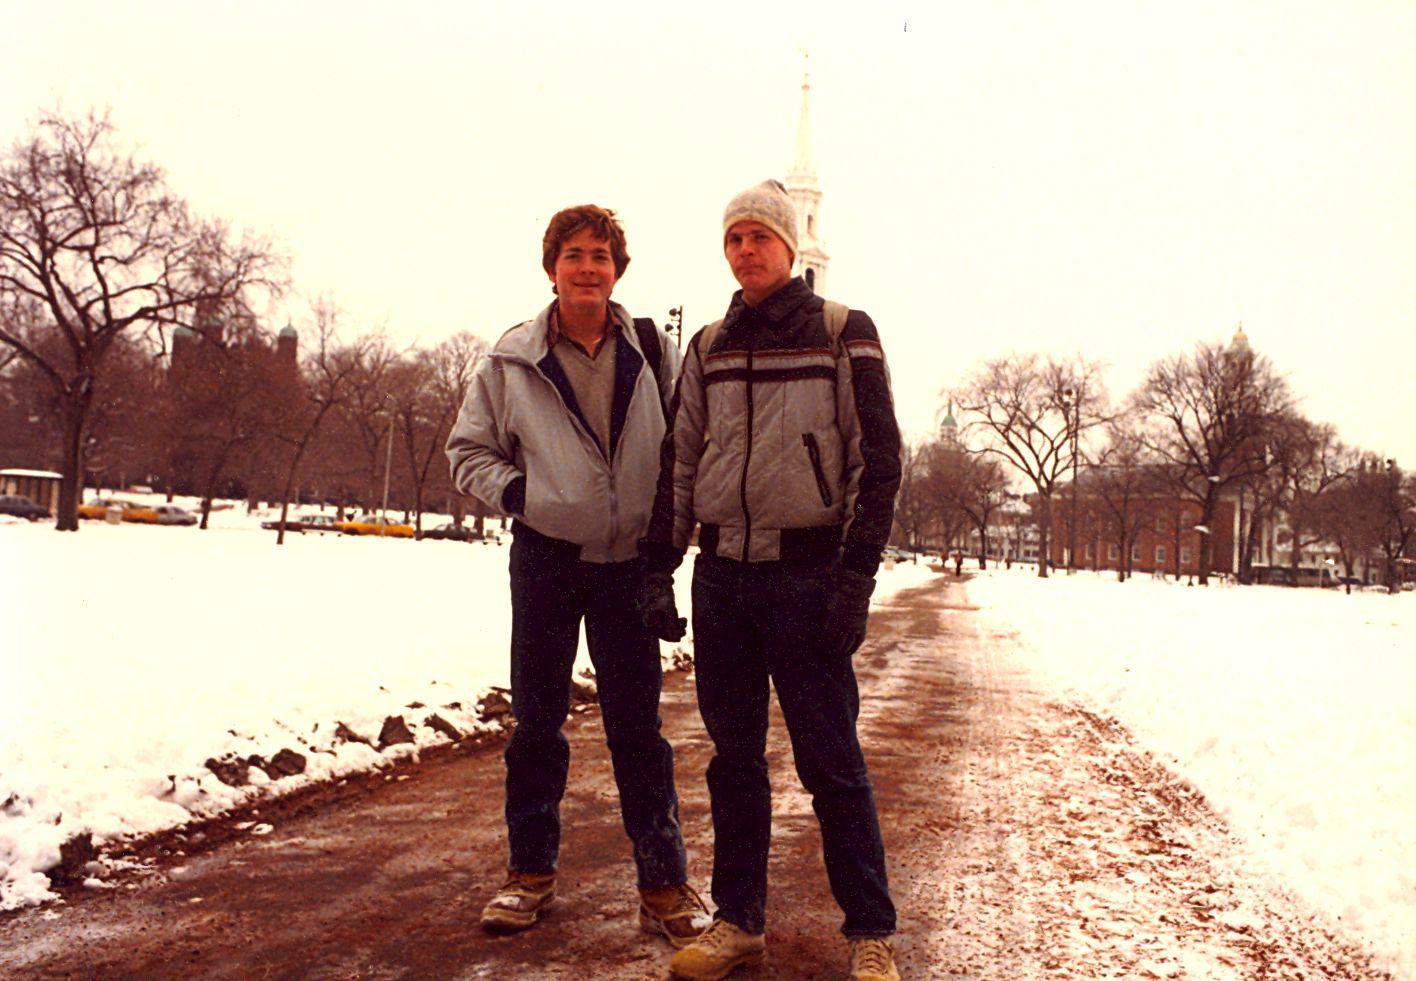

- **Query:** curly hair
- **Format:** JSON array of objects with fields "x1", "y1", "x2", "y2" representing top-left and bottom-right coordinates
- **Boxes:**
[{"x1": 541, "y1": 204, "x2": 631, "y2": 279}]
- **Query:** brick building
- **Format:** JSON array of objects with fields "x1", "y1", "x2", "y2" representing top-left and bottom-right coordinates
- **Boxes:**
[{"x1": 1046, "y1": 491, "x2": 1239, "y2": 578}]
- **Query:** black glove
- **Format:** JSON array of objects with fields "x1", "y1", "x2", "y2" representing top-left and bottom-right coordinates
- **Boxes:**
[
  {"x1": 638, "y1": 573, "x2": 687, "y2": 642},
  {"x1": 822, "y1": 567, "x2": 876, "y2": 659}
]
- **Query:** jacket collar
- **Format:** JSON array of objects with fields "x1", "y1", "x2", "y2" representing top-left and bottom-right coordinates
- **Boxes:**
[
  {"x1": 722, "y1": 277, "x2": 814, "y2": 331},
  {"x1": 493, "y1": 299, "x2": 636, "y2": 365}
]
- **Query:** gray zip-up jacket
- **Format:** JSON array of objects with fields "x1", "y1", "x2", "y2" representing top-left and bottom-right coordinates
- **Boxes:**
[
  {"x1": 446, "y1": 300, "x2": 681, "y2": 563},
  {"x1": 644, "y1": 278, "x2": 902, "y2": 577}
]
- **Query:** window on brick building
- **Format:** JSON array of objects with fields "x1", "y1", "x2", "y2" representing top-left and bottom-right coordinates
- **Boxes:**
[
  {"x1": 1108, "y1": 544, "x2": 1119, "y2": 561},
  {"x1": 1156, "y1": 545, "x2": 1167, "y2": 563},
  {"x1": 1157, "y1": 516, "x2": 1168, "y2": 532},
  {"x1": 1181, "y1": 546, "x2": 1192, "y2": 564},
  {"x1": 1084, "y1": 543, "x2": 1093, "y2": 559},
  {"x1": 1131, "y1": 543, "x2": 1141, "y2": 561}
]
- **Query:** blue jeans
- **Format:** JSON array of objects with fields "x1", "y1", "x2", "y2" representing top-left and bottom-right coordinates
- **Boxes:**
[
  {"x1": 691, "y1": 554, "x2": 895, "y2": 938},
  {"x1": 504, "y1": 526, "x2": 688, "y2": 889}
]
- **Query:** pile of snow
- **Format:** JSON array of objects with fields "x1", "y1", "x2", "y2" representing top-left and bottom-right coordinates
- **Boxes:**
[
  {"x1": 967, "y1": 566, "x2": 1415, "y2": 978},
  {"x1": 2, "y1": 500, "x2": 934, "y2": 911}
]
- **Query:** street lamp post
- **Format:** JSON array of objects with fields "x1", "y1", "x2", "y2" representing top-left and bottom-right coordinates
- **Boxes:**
[{"x1": 667, "y1": 306, "x2": 684, "y2": 348}]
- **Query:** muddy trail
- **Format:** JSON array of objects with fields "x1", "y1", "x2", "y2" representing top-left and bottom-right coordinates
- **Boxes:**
[{"x1": 0, "y1": 574, "x2": 1392, "y2": 979}]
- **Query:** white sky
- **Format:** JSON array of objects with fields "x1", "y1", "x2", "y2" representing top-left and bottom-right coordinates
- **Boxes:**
[{"x1": 3, "y1": 1, "x2": 1413, "y2": 461}]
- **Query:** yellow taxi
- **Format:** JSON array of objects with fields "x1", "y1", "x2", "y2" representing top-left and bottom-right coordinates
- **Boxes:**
[
  {"x1": 336, "y1": 514, "x2": 415, "y2": 538},
  {"x1": 76, "y1": 498, "x2": 160, "y2": 522}
]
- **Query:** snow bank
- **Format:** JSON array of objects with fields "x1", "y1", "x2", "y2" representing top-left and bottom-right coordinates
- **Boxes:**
[
  {"x1": 1, "y1": 503, "x2": 934, "y2": 910},
  {"x1": 967, "y1": 566, "x2": 1415, "y2": 978}
]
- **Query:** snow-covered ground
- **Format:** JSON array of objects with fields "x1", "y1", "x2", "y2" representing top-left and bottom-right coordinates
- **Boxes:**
[
  {"x1": 967, "y1": 566, "x2": 1415, "y2": 979},
  {"x1": 0, "y1": 498, "x2": 935, "y2": 913}
]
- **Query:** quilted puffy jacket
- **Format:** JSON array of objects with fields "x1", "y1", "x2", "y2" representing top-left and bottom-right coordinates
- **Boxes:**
[{"x1": 644, "y1": 277, "x2": 901, "y2": 577}]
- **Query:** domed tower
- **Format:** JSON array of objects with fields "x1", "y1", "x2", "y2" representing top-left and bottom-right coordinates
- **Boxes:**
[
  {"x1": 784, "y1": 57, "x2": 829, "y2": 294},
  {"x1": 940, "y1": 402, "x2": 961, "y2": 447},
  {"x1": 277, "y1": 321, "x2": 298, "y2": 366},
  {"x1": 1230, "y1": 321, "x2": 1250, "y2": 353}
]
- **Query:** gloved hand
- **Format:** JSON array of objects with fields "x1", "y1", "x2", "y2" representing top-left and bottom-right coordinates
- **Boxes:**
[
  {"x1": 822, "y1": 567, "x2": 876, "y2": 659},
  {"x1": 638, "y1": 573, "x2": 687, "y2": 642}
]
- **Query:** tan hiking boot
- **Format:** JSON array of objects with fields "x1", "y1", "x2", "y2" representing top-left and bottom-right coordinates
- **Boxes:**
[
  {"x1": 479, "y1": 870, "x2": 556, "y2": 933},
  {"x1": 639, "y1": 882, "x2": 712, "y2": 948},
  {"x1": 668, "y1": 918, "x2": 766, "y2": 979},
  {"x1": 848, "y1": 937, "x2": 901, "y2": 980}
]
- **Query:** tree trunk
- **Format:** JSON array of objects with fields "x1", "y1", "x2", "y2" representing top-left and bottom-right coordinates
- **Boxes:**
[
  {"x1": 1037, "y1": 494, "x2": 1051, "y2": 578},
  {"x1": 976, "y1": 524, "x2": 989, "y2": 569},
  {"x1": 1198, "y1": 488, "x2": 1219, "y2": 585},
  {"x1": 56, "y1": 395, "x2": 89, "y2": 532}
]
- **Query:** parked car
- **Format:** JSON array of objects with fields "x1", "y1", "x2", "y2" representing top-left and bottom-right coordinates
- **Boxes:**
[
  {"x1": 0, "y1": 494, "x2": 51, "y2": 520},
  {"x1": 424, "y1": 521, "x2": 490, "y2": 542},
  {"x1": 76, "y1": 498, "x2": 157, "y2": 522},
  {"x1": 337, "y1": 515, "x2": 415, "y2": 538},
  {"x1": 882, "y1": 546, "x2": 916, "y2": 564},
  {"x1": 260, "y1": 513, "x2": 342, "y2": 534},
  {"x1": 118, "y1": 502, "x2": 162, "y2": 524},
  {"x1": 153, "y1": 505, "x2": 198, "y2": 526}
]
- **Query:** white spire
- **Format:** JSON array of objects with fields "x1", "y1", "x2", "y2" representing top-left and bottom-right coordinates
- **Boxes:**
[
  {"x1": 784, "y1": 50, "x2": 828, "y2": 292},
  {"x1": 788, "y1": 52, "x2": 816, "y2": 183}
]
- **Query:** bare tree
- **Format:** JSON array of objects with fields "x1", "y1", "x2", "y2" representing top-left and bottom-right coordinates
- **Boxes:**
[
  {"x1": 891, "y1": 441, "x2": 934, "y2": 552},
  {"x1": 1133, "y1": 339, "x2": 1291, "y2": 584},
  {"x1": 1090, "y1": 420, "x2": 1161, "y2": 582},
  {"x1": 0, "y1": 111, "x2": 284, "y2": 529},
  {"x1": 954, "y1": 354, "x2": 1107, "y2": 577},
  {"x1": 426, "y1": 330, "x2": 488, "y2": 531},
  {"x1": 956, "y1": 454, "x2": 1009, "y2": 568},
  {"x1": 160, "y1": 305, "x2": 291, "y2": 527},
  {"x1": 1265, "y1": 414, "x2": 1349, "y2": 582},
  {"x1": 338, "y1": 335, "x2": 401, "y2": 511},
  {"x1": 271, "y1": 302, "x2": 364, "y2": 545}
]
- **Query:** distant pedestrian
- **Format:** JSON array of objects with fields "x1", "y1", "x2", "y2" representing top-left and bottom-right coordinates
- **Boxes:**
[
  {"x1": 446, "y1": 204, "x2": 708, "y2": 948},
  {"x1": 640, "y1": 179, "x2": 903, "y2": 981},
  {"x1": 953, "y1": 551, "x2": 964, "y2": 576}
]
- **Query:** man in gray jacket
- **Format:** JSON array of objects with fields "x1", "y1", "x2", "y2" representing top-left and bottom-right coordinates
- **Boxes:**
[
  {"x1": 641, "y1": 181, "x2": 902, "y2": 981},
  {"x1": 446, "y1": 204, "x2": 708, "y2": 947}
]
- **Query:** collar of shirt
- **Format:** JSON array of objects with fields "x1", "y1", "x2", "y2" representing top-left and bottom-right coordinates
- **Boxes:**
[{"x1": 548, "y1": 304, "x2": 617, "y2": 359}]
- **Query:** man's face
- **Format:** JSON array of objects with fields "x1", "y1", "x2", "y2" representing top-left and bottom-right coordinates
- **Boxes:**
[
  {"x1": 725, "y1": 220, "x2": 793, "y2": 304},
  {"x1": 549, "y1": 227, "x2": 618, "y2": 315}
]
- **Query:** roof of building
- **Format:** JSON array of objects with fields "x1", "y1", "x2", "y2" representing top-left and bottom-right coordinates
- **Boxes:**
[{"x1": 0, "y1": 468, "x2": 63, "y2": 478}]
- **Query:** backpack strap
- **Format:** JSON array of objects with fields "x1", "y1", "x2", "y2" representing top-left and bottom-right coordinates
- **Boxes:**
[
  {"x1": 821, "y1": 300, "x2": 850, "y2": 348},
  {"x1": 633, "y1": 317, "x2": 669, "y2": 421}
]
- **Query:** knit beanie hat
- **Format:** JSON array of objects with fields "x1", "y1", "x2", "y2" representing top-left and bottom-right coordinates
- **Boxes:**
[{"x1": 722, "y1": 179, "x2": 797, "y2": 258}]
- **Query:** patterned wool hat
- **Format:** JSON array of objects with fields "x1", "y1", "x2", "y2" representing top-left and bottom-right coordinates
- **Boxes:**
[{"x1": 722, "y1": 179, "x2": 798, "y2": 258}]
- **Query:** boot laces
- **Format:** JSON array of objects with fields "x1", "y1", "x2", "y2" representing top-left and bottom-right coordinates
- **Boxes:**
[
  {"x1": 696, "y1": 919, "x2": 738, "y2": 952},
  {"x1": 852, "y1": 938, "x2": 894, "y2": 973},
  {"x1": 664, "y1": 882, "x2": 707, "y2": 916}
]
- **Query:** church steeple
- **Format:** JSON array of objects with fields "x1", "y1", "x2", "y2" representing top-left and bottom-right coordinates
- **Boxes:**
[{"x1": 784, "y1": 53, "x2": 829, "y2": 294}]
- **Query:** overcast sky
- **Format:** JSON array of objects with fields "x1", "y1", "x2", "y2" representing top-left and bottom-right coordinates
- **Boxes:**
[{"x1": 4, "y1": 1, "x2": 1413, "y2": 463}]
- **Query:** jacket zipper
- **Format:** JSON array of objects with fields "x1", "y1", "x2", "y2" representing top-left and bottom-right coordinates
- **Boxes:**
[
  {"x1": 802, "y1": 433, "x2": 833, "y2": 507},
  {"x1": 739, "y1": 325, "x2": 755, "y2": 561}
]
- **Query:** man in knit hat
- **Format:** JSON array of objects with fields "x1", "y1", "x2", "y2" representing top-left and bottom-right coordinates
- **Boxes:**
[
  {"x1": 447, "y1": 204, "x2": 710, "y2": 949},
  {"x1": 639, "y1": 180, "x2": 903, "y2": 980}
]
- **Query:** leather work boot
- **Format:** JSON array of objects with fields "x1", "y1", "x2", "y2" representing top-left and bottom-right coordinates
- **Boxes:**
[
  {"x1": 479, "y1": 870, "x2": 556, "y2": 933},
  {"x1": 848, "y1": 937, "x2": 901, "y2": 980},
  {"x1": 668, "y1": 918, "x2": 766, "y2": 979},
  {"x1": 638, "y1": 882, "x2": 712, "y2": 948}
]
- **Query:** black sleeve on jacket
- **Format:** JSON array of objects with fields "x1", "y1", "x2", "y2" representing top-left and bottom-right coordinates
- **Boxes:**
[
  {"x1": 839, "y1": 309, "x2": 902, "y2": 577},
  {"x1": 640, "y1": 330, "x2": 702, "y2": 576}
]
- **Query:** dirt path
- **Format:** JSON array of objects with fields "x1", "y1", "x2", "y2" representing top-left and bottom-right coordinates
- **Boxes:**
[{"x1": 0, "y1": 574, "x2": 1392, "y2": 979}]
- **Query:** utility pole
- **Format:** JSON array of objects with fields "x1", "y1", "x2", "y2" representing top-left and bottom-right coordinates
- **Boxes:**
[
  {"x1": 1062, "y1": 385, "x2": 1080, "y2": 573},
  {"x1": 379, "y1": 403, "x2": 393, "y2": 537}
]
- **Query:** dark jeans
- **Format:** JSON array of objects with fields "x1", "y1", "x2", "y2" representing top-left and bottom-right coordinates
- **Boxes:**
[
  {"x1": 504, "y1": 527, "x2": 688, "y2": 889},
  {"x1": 691, "y1": 554, "x2": 895, "y2": 938}
]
